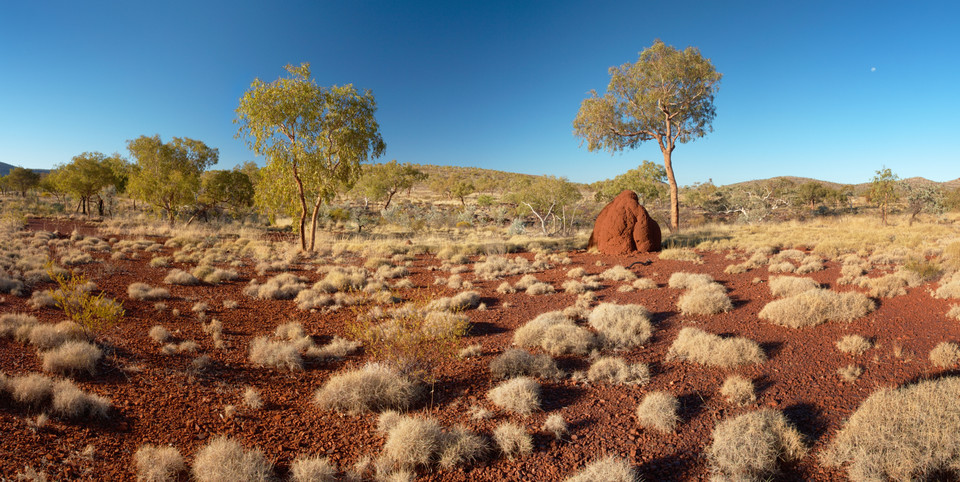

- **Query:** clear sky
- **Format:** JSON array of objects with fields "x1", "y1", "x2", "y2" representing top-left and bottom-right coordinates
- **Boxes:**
[{"x1": 1, "y1": 1, "x2": 957, "y2": 186}]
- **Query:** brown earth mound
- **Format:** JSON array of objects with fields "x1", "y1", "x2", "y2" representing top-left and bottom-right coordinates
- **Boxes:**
[{"x1": 588, "y1": 190, "x2": 661, "y2": 255}]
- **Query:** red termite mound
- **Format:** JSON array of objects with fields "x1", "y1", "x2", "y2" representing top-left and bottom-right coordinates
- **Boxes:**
[{"x1": 588, "y1": 190, "x2": 662, "y2": 255}]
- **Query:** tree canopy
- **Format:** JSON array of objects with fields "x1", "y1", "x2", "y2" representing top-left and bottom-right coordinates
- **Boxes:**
[
  {"x1": 236, "y1": 63, "x2": 385, "y2": 250},
  {"x1": 55, "y1": 152, "x2": 122, "y2": 215},
  {"x1": 352, "y1": 160, "x2": 427, "y2": 210},
  {"x1": 574, "y1": 39, "x2": 721, "y2": 233},
  {"x1": 507, "y1": 176, "x2": 583, "y2": 234},
  {"x1": 3, "y1": 167, "x2": 41, "y2": 196},
  {"x1": 127, "y1": 134, "x2": 219, "y2": 224},
  {"x1": 867, "y1": 167, "x2": 899, "y2": 225},
  {"x1": 591, "y1": 160, "x2": 666, "y2": 203}
]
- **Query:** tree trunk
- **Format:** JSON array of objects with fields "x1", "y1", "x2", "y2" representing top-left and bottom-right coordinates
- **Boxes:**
[
  {"x1": 662, "y1": 148, "x2": 679, "y2": 233},
  {"x1": 308, "y1": 195, "x2": 323, "y2": 252},
  {"x1": 384, "y1": 190, "x2": 397, "y2": 211},
  {"x1": 291, "y1": 165, "x2": 308, "y2": 251}
]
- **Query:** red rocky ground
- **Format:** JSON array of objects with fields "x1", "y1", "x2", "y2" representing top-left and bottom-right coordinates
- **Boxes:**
[{"x1": 1, "y1": 218, "x2": 958, "y2": 480}]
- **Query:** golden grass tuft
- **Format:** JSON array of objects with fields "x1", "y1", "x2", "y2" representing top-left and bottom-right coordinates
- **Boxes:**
[
  {"x1": 838, "y1": 364, "x2": 864, "y2": 382},
  {"x1": 586, "y1": 356, "x2": 650, "y2": 385},
  {"x1": 587, "y1": 303, "x2": 654, "y2": 349},
  {"x1": 707, "y1": 408, "x2": 806, "y2": 481},
  {"x1": 41, "y1": 340, "x2": 102, "y2": 375},
  {"x1": 313, "y1": 363, "x2": 420, "y2": 414},
  {"x1": 133, "y1": 444, "x2": 185, "y2": 482},
  {"x1": 191, "y1": 435, "x2": 274, "y2": 482},
  {"x1": 564, "y1": 456, "x2": 638, "y2": 482},
  {"x1": 836, "y1": 334, "x2": 873, "y2": 355},
  {"x1": 659, "y1": 248, "x2": 703, "y2": 264},
  {"x1": 821, "y1": 376, "x2": 960, "y2": 481},
  {"x1": 667, "y1": 327, "x2": 766, "y2": 368},
  {"x1": 489, "y1": 349, "x2": 561, "y2": 379},
  {"x1": 289, "y1": 455, "x2": 337, "y2": 482},
  {"x1": 677, "y1": 284, "x2": 732, "y2": 315},
  {"x1": 758, "y1": 289, "x2": 875, "y2": 328},
  {"x1": 487, "y1": 377, "x2": 540, "y2": 415},
  {"x1": 720, "y1": 375, "x2": 756, "y2": 406},
  {"x1": 492, "y1": 422, "x2": 532, "y2": 460},
  {"x1": 768, "y1": 276, "x2": 819, "y2": 298},
  {"x1": 667, "y1": 272, "x2": 713, "y2": 289},
  {"x1": 635, "y1": 391, "x2": 679, "y2": 434},
  {"x1": 929, "y1": 341, "x2": 960, "y2": 368}
]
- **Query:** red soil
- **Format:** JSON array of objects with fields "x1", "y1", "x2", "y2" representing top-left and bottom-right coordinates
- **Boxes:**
[{"x1": 1, "y1": 218, "x2": 958, "y2": 480}]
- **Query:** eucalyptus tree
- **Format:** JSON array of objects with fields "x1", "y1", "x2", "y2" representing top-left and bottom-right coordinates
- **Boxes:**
[
  {"x1": 236, "y1": 63, "x2": 386, "y2": 251},
  {"x1": 191, "y1": 169, "x2": 255, "y2": 222},
  {"x1": 4, "y1": 167, "x2": 41, "y2": 197},
  {"x1": 352, "y1": 160, "x2": 427, "y2": 210},
  {"x1": 127, "y1": 135, "x2": 219, "y2": 225},
  {"x1": 508, "y1": 176, "x2": 583, "y2": 234},
  {"x1": 592, "y1": 160, "x2": 667, "y2": 203},
  {"x1": 56, "y1": 152, "x2": 121, "y2": 215},
  {"x1": 574, "y1": 40, "x2": 721, "y2": 232},
  {"x1": 868, "y1": 167, "x2": 899, "y2": 225}
]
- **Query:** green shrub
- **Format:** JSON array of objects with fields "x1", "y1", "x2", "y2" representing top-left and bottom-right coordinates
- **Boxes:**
[{"x1": 49, "y1": 268, "x2": 124, "y2": 338}]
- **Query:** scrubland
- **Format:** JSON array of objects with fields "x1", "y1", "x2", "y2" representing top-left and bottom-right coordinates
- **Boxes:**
[{"x1": 1, "y1": 209, "x2": 960, "y2": 481}]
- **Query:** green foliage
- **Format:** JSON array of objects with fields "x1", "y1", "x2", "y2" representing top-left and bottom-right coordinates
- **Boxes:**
[
  {"x1": 476, "y1": 194, "x2": 494, "y2": 207},
  {"x1": 127, "y1": 134, "x2": 219, "y2": 224},
  {"x1": 903, "y1": 257, "x2": 942, "y2": 282},
  {"x1": 196, "y1": 169, "x2": 255, "y2": 218},
  {"x1": 592, "y1": 160, "x2": 666, "y2": 203},
  {"x1": 574, "y1": 39, "x2": 722, "y2": 232},
  {"x1": 351, "y1": 160, "x2": 427, "y2": 210},
  {"x1": 507, "y1": 176, "x2": 582, "y2": 234},
  {"x1": 3, "y1": 167, "x2": 41, "y2": 196},
  {"x1": 236, "y1": 63, "x2": 385, "y2": 251},
  {"x1": 54, "y1": 152, "x2": 123, "y2": 215},
  {"x1": 48, "y1": 267, "x2": 124, "y2": 338},
  {"x1": 902, "y1": 183, "x2": 944, "y2": 225},
  {"x1": 430, "y1": 174, "x2": 475, "y2": 207},
  {"x1": 795, "y1": 181, "x2": 831, "y2": 209},
  {"x1": 868, "y1": 167, "x2": 899, "y2": 225}
]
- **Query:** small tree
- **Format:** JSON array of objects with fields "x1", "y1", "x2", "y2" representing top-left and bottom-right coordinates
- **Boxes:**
[
  {"x1": 795, "y1": 181, "x2": 831, "y2": 209},
  {"x1": 236, "y1": 63, "x2": 385, "y2": 251},
  {"x1": 509, "y1": 176, "x2": 583, "y2": 234},
  {"x1": 352, "y1": 160, "x2": 427, "y2": 210},
  {"x1": 868, "y1": 168, "x2": 899, "y2": 225},
  {"x1": 592, "y1": 160, "x2": 666, "y2": 203},
  {"x1": 4, "y1": 167, "x2": 41, "y2": 197},
  {"x1": 127, "y1": 135, "x2": 219, "y2": 225},
  {"x1": 57, "y1": 152, "x2": 122, "y2": 215},
  {"x1": 574, "y1": 39, "x2": 721, "y2": 233},
  {"x1": 192, "y1": 169, "x2": 255, "y2": 222},
  {"x1": 38, "y1": 170, "x2": 70, "y2": 204},
  {"x1": 902, "y1": 183, "x2": 944, "y2": 226},
  {"x1": 430, "y1": 174, "x2": 475, "y2": 208}
]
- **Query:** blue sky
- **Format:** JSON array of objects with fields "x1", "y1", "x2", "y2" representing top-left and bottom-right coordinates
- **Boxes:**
[{"x1": 1, "y1": 1, "x2": 957, "y2": 186}]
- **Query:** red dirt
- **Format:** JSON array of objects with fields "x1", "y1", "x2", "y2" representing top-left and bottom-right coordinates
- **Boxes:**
[{"x1": 2, "y1": 218, "x2": 958, "y2": 480}]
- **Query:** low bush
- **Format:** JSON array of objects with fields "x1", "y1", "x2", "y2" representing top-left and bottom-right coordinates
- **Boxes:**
[
  {"x1": 720, "y1": 375, "x2": 756, "y2": 406},
  {"x1": 191, "y1": 435, "x2": 274, "y2": 482},
  {"x1": 0, "y1": 312, "x2": 38, "y2": 340},
  {"x1": 768, "y1": 276, "x2": 819, "y2": 298},
  {"x1": 821, "y1": 376, "x2": 960, "y2": 481},
  {"x1": 313, "y1": 363, "x2": 420, "y2": 414},
  {"x1": 667, "y1": 272, "x2": 713, "y2": 289},
  {"x1": 127, "y1": 282, "x2": 170, "y2": 301},
  {"x1": 659, "y1": 248, "x2": 702, "y2": 264},
  {"x1": 929, "y1": 341, "x2": 960, "y2": 368},
  {"x1": 587, "y1": 303, "x2": 653, "y2": 349},
  {"x1": 489, "y1": 349, "x2": 561, "y2": 379},
  {"x1": 244, "y1": 273, "x2": 308, "y2": 300},
  {"x1": 667, "y1": 327, "x2": 766, "y2": 368},
  {"x1": 836, "y1": 334, "x2": 873, "y2": 355},
  {"x1": 758, "y1": 289, "x2": 875, "y2": 328},
  {"x1": 41, "y1": 340, "x2": 102, "y2": 375},
  {"x1": 513, "y1": 311, "x2": 595, "y2": 356},
  {"x1": 677, "y1": 284, "x2": 732, "y2": 316},
  {"x1": 248, "y1": 336, "x2": 303, "y2": 371},
  {"x1": 50, "y1": 378, "x2": 111, "y2": 419},
  {"x1": 635, "y1": 391, "x2": 679, "y2": 433},
  {"x1": 134, "y1": 444, "x2": 186, "y2": 482},
  {"x1": 707, "y1": 409, "x2": 806, "y2": 481},
  {"x1": 599, "y1": 266, "x2": 637, "y2": 282},
  {"x1": 487, "y1": 377, "x2": 540, "y2": 415},
  {"x1": 564, "y1": 456, "x2": 637, "y2": 482},
  {"x1": 27, "y1": 321, "x2": 86, "y2": 349},
  {"x1": 838, "y1": 364, "x2": 863, "y2": 382},
  {"x1": 288, "y1": 455, "x2": 337, "y2": 482},
  {"x1": 542, "y1": 413, "x2": 568, "y2": 440},
  {"x1": 163, "y1": 269, "x2": 199, "y2": 286},
  {"x1": 492, "y1": 422, "x2": 532, "y2": 460},
  {"x1": 586, "y1": 357, "x2": 650, "y2": 385},
  {"x1": 242, "y1": 386, "x2": 263, "y2": 410}
]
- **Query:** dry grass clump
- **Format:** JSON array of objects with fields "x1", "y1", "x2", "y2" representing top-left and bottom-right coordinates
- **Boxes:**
[
  {"x1": 28, "y1": 289, "x2": 57, "y2": 309},
  {"x1": 677, "y1": 284, "x2": 732, "y2": 315},
  {"x1": 248, "y1": 336, "x2": 303, "y2": 371},
  {"x1": 524, "y1": 281, "x2": 555, "y2": 296},
  {"x1": 27, "y1": 321, "x2": 87, "y2": 350},
  {"x1": 513, "y1": 311, "x2": 596, "y2": 356},
  {"x1": 587, "y1": 303, "x2": 653, "y2": 349},
  {"x1": 720, "y1": 375, "x2": 756, "y2": 406},
  {"x1": 487, "y1": 377, "x2": 540, "y2": 415},
  {"x1": 127, "y1": 282, "x2": 170, "y2": 301},
  {"x1": 474, "y1": 255, "x2": 537, "y2": 280},
  {"x1": 587, "y1": 356, "x2": 650, "y2": 385},
  {"x1": 758, "y1": 289, "x2": 875, "y2": 328},
  {"x1": 192, "y1": 265, "x2": 239, "y2": 285},
  {"x1": 542, "y1": 413, "x2": 568, "y2": 440},
  {"x1": 495, "y1": 281, "x2": 516, "y2": 294},
  {"x1": 929, "y1": 341, "x2": 960, "y2": 368},
  {"x1": 376, "y1": 413, "x2": 489, "y2": 471},
  {"x1": 667, "y1": 327, "x2": 766, "y2": 368},
  {"x1": 0, "y1": 312, "x2": 38, "y2": 340},
  {"x1": 948, "y1": 305, "x2": 960, "y2": 321},
  {"x1": 632, "y1": 277, "x2": 657, "y2": 290},
  {"x1": 635, "y1": 391, "x2": 679, "y2": 433},
  {"x1": 599, "y1": 265, "x2": 637, "y2": 282},
  {"x1": 244, "y1": 273, "x2": 308, "y2": 300},
  {"x1": 457, "y1": 343, "x2": 482, "y2": 359},
  {"x1": 489, "y1": 349, "x2": 561, "y2": 379},
  {"x1": 41, "y1": 340, "x2": 102, "y2": 375},
  {"x1": 768, "y1": 276, "x2": 819, "y2": 298},
  {"x1": 288, "y1": 455, "x2": 337, "y2": 482},
  {"x1": 492, "y1": 422, "x2": 532, "y2": 460},
  {"x1": 707, "y1": 408, "x2": 806, "y2": 481},
  {"x1": 564, "y1": 456, "x2": 637, "y2": 482},
  {"x1": 821, "y1": 376, "x2": 960, "y2": 481},
  {"x1": 426, "y1": 290, "x2": 481, "y2": 311},
  {"x1": 836, "y1": 334, "x2": 873, "y2": 355},
  {"x1": 148, "y1": 256, "x2": 171, "y2": 268},
  {"x1": 838, "y1": 364, "x2": 864, "y2": 382},
  {"x1": 191, "y1": 435, "x2": 274, "y2": 482},
  {"x1": 667, "y1": 272, "x2": 713, "y2": 289},
  {"x1": 163, "y1": 269, "x2": 200, "y2": 286},
  {"x1": 48, "y1": 378, "x2": 111, "y2": 419},
  {"x1": 566, "y1": 267, "x2": 587, "y2": 278},
  {"x1": 934, "y1": 274, "x2": 960, "y2": 299},
  {"x1": 659, "y1": 247, "x2": 703, "y2": 263},
  {"x1": 133, "y1": 444, "x2": 185, "y2": 482},
  {"x1": 313, "y1": 363, "x2": 420, "y2": 414},
  {"x1": 242, "y1": 386, "x2": 263, "y2": 410}
]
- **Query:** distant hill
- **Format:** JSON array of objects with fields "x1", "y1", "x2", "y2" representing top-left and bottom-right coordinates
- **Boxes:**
[
  {"x1": 725, "y1": 176, "x2": 848, "y2": 191},
  {"x1": 0, "y1": 161, "x2": 50, "y2": 177},
  {"x1": 725, "y1": 175, "x2": 958, "y2": 194}
]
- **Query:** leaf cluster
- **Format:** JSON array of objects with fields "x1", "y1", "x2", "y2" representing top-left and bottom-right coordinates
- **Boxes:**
[{"x1": 48, "y1": 267, "x2": 124, "y2": 338}]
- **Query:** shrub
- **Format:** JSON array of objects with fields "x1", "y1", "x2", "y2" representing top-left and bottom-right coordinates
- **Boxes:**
[
  {"x1": 821, "y1": 376, "x2": 960, "y2": 481},
  {"x1": 458, "y1": 343, "x2": 482, "y2": 358},
  {"x1": 492, "y1": 422, "x2": 532, "y2": 459},
  {"x1": 191, "y1": 435, "x2": 274, "y2": 482},
  {"x1": 313, "y1": 363, "x2": 420, "y2": 414},
  {"x1": 768, "y1": 276, "x2": 819, "y2": 298},
  {"x1": 599, "y1": 266, "x2": 637, "y2": 282},
  {"x1": 9, "y1": 373, "x2": 54, "y2": 407},
  {"x1": 513, "y1": 311, "x2": 568, "y2": 347},
  {"x1": 838, "y1": 364, "x2": 863, "y2": 382},
  {"x1": 0, "y1": 312, "x2": 38, "y2": 340},
  {"x1": 525, "y1": 281, "x2": 555, "y2": 296},
  {"x1": 564, "y1": 456, "x2": 637, "y2": 482},
  {"x1": 28, "y1": 290, "x2": 57, "y2": 309},
  {"x1": 587, "y1": 303, "x2": 653, "y2": 349},
  {"x1": 127, "y1": 282, "x2": 170, "y2": 301},
  {"x1": 707, "y1": 409, "x2": 806, "y2": 481},
  {"x1": 244, "y1": 273, "x2": 308, "y2": 300},
  {"x1": 635, "y1": 391, "x2": 678, "y2": 433},
  {"x1": 487, "y1": 377, "x2": 540, "y2": 415},
  {"x1": 49, "y1": 269, "x2": 124, "y2": 337},
  {"x1": 933, "y1": 278, "x2": 960, "y2": 299},
  {"x1": 242, "y1": 386, "x2": 263, "y2": 410},
  {"x1": 248, "y1": 336, "x2": 303, "y2": 371},
  {"x1": 284, "y1": 455, "x2": 336, "y2": 482},
  {"x1": 489, "y1": 349, "x2": 561, "y2": 379},
  {"x1": 676, "y1": 285, "x2": 732, "y2": 315},
  {"x1": 659, "y1": 248, "x2": 702, "y2": 264},
  {"x1": 566, "y1": 267, "x2": 586, "y2": 278},
  {"x1": 667, "y1": 272, "x2": 713, "y2": 289},
  {"x1": 42, "y1": 340, "x2": 102, "y2": 375},
  {"x1": 667, "y1": 327, "x2": 766, "y2": 368},
  {"x1": 133, "y1": 445, "x2": 185, "y2": 482},
  {"x1": 437, "y1": 426, "x2": 489, "y2": 470},
  {"x1": 542, "y1": 413, "x2": 568, "y2": 440},
  {"x1": 948, "y1": 305, "x2": 960, "y2": 321},
  {"x1": 540, "y1": 322, "x2": 596, "y2": 356},
  {"x1": 720, "y1": 375, "x2": 755, "y2": 406},
  {"x1": 836, "y1": 334, "x2": 872, "y2": 355},
  {"x1": 586, "y1": 357, "x2": 650, "y2": 385},
  {"x1": 163, "y1": 269, "x2": 200, "y2": 286},
  {"x1": 513, "y1": 274, "x2": 540, "y2": 291},
  {"x1": 381, "y1": 416, "x2": 444, "y2": 468},
  {"x1": 496, "y1": 281, "x2": 516, "y2": 294},
  {"x1": 929, "y1": 341, "x2": 960, "y2": 368},
  {"x1": 27, "y1": 321, "x2": 86, "y2": 349},
  {"x1": 758, "y1": 289, "x2": 875, "y2": 328},
  {"x1": 50, "y1": 378, "x2": 110, "y2": 419},
  {"x1": 148, "y1": 256, "x2": 170, "y2": 268},
  {"x1": 632, "y1": 278, "x2": 657, "y2": 290}
]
